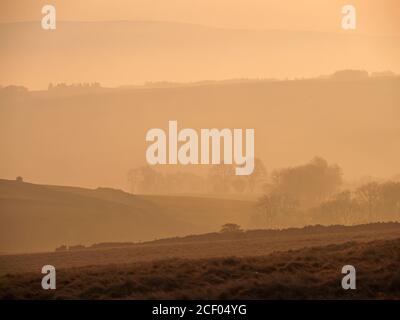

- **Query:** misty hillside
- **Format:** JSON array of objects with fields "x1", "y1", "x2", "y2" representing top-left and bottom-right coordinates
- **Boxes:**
[
  {"x1": 1, "y1": 76, "x2": 399, "y2": 190},
  {"x1": 0, "y1": 179, "x2": 255, "y2": 253},
  {"x1": 1, "y1": 21, "x2": 399, "y2": 88}
]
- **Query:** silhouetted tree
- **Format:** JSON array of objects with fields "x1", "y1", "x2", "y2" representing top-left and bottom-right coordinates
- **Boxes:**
[
  {"x1": 376, "y1": 182, "x2": 400, "y2": 220},
  {"x1": 269, "y1": 157, "x2": 342, "y2": 207},
  {"x1": 356, "y1": 182, "x2": 381, "y2": 221},
  {"x1": 257, "y1": 193, "x2": 299, "y2": 227},
  {"x1": 313, "y1": 181, "x2": 400, "y2": 225},
  {"x1": 316, "y1": 190, "x2": 356, "y2": 225}
]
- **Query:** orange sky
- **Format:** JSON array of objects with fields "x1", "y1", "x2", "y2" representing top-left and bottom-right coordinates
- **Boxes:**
[{"x1": 1, "y1": 0, "x2": 399, "y2": 35}]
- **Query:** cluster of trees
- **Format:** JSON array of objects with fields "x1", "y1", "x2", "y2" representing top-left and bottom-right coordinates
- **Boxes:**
[
  {"x1": 47, "y1": 82, "x2": 101, "y2": 91},
  {"x1": 255, "y1": 157, "x2": 400, "y2": 227},
  {"x1": 127, "y1": 159, "x2": 267, "y2": 195},
  {"x1": 255, "y1": 157, "x2": 343, "y2": 227},
  {"x1": 331, "y1": 69, "x2": 369, "y2": 81},
  {"x1": 265, "y1": 157, "x2": 342, "y2": 208},
  {"x1": 313, "y1": 181, "x2": 400, "y2": 225},
  {"x1": 220, "y1": 223, "x2": 243, "y2": 233},
  {"x1": 329, "y1": 69, "x2": 397, "y2": 81},
  {"x1": 128, "y1": 156, "x2": 399, "y2": 227},
  {"x1": 0, "y1": 85, "x2": 29, "y2": 98}
]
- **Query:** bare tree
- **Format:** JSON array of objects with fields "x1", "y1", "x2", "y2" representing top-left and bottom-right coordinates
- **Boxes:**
[
  {"x1": 257, "y1": 193, "x2": 298, "y2": 227},
  {"x1": 356, "y1": 182, "x2": 381, "y2": 221}
]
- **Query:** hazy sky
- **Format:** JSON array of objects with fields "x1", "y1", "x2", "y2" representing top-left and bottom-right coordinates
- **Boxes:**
[{"x1": 1, "y1": 0, "x2": 399, "y2": 35}]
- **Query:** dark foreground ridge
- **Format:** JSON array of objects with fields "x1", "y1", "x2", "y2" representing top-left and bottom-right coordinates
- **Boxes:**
[{"x1": 1, "y1": 237, "x2": 399, "y2": 299}]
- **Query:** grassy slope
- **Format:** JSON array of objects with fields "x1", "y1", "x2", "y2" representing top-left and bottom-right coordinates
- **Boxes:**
[
  {"x1": 1, "y1": 238, "x2": 399, "y2": 299},
  {"x1": 0, "y1": 179, "x2": 255, "y2": 253},
  {"x1": 0, "y1": 222, "x2": 399, "y2": 276}
]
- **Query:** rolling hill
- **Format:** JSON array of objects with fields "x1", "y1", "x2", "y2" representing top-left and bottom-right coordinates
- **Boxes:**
[
  {"x1": 0, "y1": 179, "x2": 255, "y2": 253},
  {"x1": 1, "y1": 20, "x2": 400, "y2": 89},
  {"x1": 1, "y1": 76, "x2": 399, "y2": 190},
  {"x1": 0, "y1": 220, "x2": 399, "y2": 275}
]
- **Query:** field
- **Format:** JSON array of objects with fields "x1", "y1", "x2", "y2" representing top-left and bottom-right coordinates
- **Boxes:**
[
  {"x1": 1, "y1": 223, "x2": 400, "y2": 299},
  {"x1": 1, "y1": 179, "x2": 399, "y2": 299},
  {"x1": 1, "y1": 237, "x2": 400, "y2": 299},
  {"x1": 0, "y1": 179, "x2": 256, "y2": 253},
  {"x1": 0, "y1": 222, "x2": 399, "y2": 276}
]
